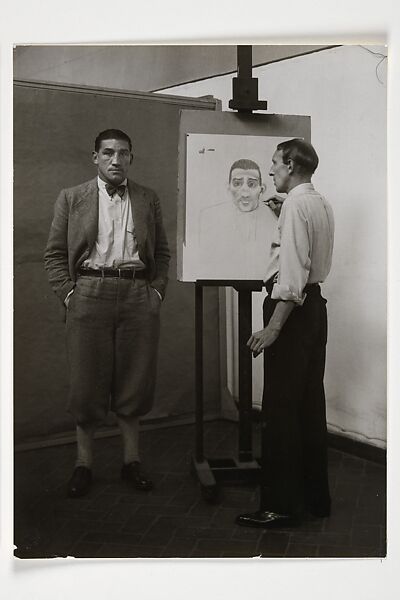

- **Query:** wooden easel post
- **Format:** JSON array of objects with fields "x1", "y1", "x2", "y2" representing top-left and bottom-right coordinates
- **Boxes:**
[
  {"x1": 195, "y1": 281, "x2": 258, "y2": 465},
  {"x1": 195, "y1": 282, "x2": 204, "y2": 463},
  {"x1": 236, "y1": 284, "x2": 254, "y2": 462},
  {"x1": 193, "y1": 280, "x2": 262, "y2": 501},
  {"x1": 192, "y1": 46, "x2": 268, "y2": 500},
  {"x1": 228, "y1": 45, "x2": 268, "y2": 113}
]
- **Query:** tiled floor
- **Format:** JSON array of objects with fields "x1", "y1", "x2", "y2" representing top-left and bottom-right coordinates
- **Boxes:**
[{"x1": 14, "y1": 420, "x2": 386, "y2": 559}]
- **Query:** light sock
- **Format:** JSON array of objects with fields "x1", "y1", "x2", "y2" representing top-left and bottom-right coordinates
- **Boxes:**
[
  {"x1": 75, "y1": 423, "x2": 96, "y2": 468},
  {"x1": 117, "y1": 414, "x2": 140, "y2": 465}
]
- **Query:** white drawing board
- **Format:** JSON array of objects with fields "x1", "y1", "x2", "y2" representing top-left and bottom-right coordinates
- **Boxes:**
[{"x1": 177, "y1": 110, "x2": 311, "y2": 281}]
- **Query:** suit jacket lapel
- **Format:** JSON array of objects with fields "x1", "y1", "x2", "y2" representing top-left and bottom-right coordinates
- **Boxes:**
[
  {"x1": 75, "y1": 178, "x2": 99, "y2": 250},
  {"x1": 128, "y1": 179, "x2": 148, "y2": 250}
]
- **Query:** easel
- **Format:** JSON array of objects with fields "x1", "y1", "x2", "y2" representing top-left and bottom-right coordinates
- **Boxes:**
[{"x1": 192, "y1": 47, "x2": 268, "y2": 501}]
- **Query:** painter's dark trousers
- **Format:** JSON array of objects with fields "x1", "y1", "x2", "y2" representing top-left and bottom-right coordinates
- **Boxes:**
[
  {"x1": 260, "y1": 279, "x2": 331, "y2": 517},
  {"x1": 65, "y1": 275, "x2": 161, "y2": 426}
]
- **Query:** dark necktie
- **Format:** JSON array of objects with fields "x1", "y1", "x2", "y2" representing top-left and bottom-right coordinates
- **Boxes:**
[{"x1": 105, "y1": 183, "x2": 126, "y2": 198}]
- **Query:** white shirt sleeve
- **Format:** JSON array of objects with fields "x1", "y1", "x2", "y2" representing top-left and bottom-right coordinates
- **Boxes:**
[{"x1": 271, "y1": 200, "x2": 311, "y2": 305}]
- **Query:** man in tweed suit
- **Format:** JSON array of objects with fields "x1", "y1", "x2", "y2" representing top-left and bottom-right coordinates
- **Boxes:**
[{"x1": 44, "y1": 129, "x2": 170, "y2": 497}]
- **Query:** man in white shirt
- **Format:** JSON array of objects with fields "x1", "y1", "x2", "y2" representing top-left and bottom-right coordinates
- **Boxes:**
[
  {"x1": 44, "y1": 129, "x2": 170, "y2": 498},
  {"x1": 236, "y1": 139, "x2": 334, "y2": 528}
]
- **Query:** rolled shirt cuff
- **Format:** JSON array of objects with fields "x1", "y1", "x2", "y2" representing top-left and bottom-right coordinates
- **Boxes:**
[
  {"x1": 270, "y1": 283, "x2": 306, "y2": 306},
  {"x1": 64, "y1": 287, "x2": 75, "y2": 306}
]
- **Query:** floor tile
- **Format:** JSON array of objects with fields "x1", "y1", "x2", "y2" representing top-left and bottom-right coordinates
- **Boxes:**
[{"x1": 14, "y1": 420, "x2": 386, "y2": 560}]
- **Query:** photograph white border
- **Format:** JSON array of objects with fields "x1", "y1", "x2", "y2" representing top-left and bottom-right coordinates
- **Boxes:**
[{"x1": 1, "y1": 2, "x2": 399, "y2": 599}]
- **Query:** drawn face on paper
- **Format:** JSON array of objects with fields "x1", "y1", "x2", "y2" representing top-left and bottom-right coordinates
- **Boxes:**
[
  {"x1": 269, "y1": 149, "x2": 290, "y2": 194},
  {"x1": 228, "y1": 168, "x2": 266, "y2": 212}
]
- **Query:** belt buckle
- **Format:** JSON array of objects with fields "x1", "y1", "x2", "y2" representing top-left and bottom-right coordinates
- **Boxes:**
[{"x1": 131, "y1": 267, "x2": 136, "y2": 279}]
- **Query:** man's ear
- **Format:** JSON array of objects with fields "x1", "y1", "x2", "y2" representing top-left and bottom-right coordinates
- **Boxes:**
[
  {"x1": 92, "y1": 151, "x2": 99, "y2": 165},
  {"x1": 260, "y1": 183, "x2": 266, "y2": 195},
  {"x1": 129, "y1": 153, "x2": 133, "y2": 165},
  {"x1": 286, "y1": 159, "x2": 294, "y2": 174}
]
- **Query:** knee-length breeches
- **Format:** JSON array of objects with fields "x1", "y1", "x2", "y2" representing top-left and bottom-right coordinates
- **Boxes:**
[{"x1": 65, "y1": 275, "x2": 161, "y2": 425}]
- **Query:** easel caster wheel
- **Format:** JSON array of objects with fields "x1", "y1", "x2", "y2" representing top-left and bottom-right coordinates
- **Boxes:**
[{"x1": 201, "y1": 484, "x2": 219, "y2": 504}]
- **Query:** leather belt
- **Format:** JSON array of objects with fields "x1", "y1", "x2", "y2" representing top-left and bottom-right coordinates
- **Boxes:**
[{"x1": 78, "y1": 267, "x2": 147, "y2": 280}]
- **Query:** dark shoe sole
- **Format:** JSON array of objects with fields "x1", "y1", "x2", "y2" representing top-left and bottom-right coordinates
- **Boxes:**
[
  {"x1": 67, "y1": 486, "x2": 92, "y2": 498},
  {"x1": 121, "y1": 465, "x2": 153, "y2": 491},
  {"x1": 121, "y1": 476, "x2": 153, "y2": 492},
  {"x1": 236, "y1": 514, "x2": 300, "y2": 529}
]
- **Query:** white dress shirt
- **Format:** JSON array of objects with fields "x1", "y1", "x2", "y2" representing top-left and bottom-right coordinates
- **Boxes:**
[
  {"x1": 264, "y1": 183, "x2": 334, "y2": 305},
  {"x1": 84, "y1": 177, "x2": 145, "y2": 270},
  {"x1": 64, "y1": 177, "x2": 158, "y2": 306}
]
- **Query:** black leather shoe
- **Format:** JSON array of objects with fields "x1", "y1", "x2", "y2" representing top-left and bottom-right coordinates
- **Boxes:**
[
  {"x1": 121, "y1": 461, "x2": 153, "y2": 491},
  {"x1": 67, "y1": 466, "x2": 92, "y2": 498},
  {"x1": 236, "y1": 510, "x2": 299, "y2": 529}
]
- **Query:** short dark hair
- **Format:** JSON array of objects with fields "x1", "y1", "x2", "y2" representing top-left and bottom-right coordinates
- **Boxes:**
[
  {"x1": 276, "y1": 139, "x2": 319, "y2": 176},
  {"x1": 229, "y1": 158, "x2": 262, "y2": 184},
  {"x1": 94, "y1": 129, "x2": 132, "y2": 152}
]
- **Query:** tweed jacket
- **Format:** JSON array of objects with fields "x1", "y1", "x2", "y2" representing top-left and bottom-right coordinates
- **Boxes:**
[{"x1": 44, "y1": 177, "x2": 170, "y2": 303}]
